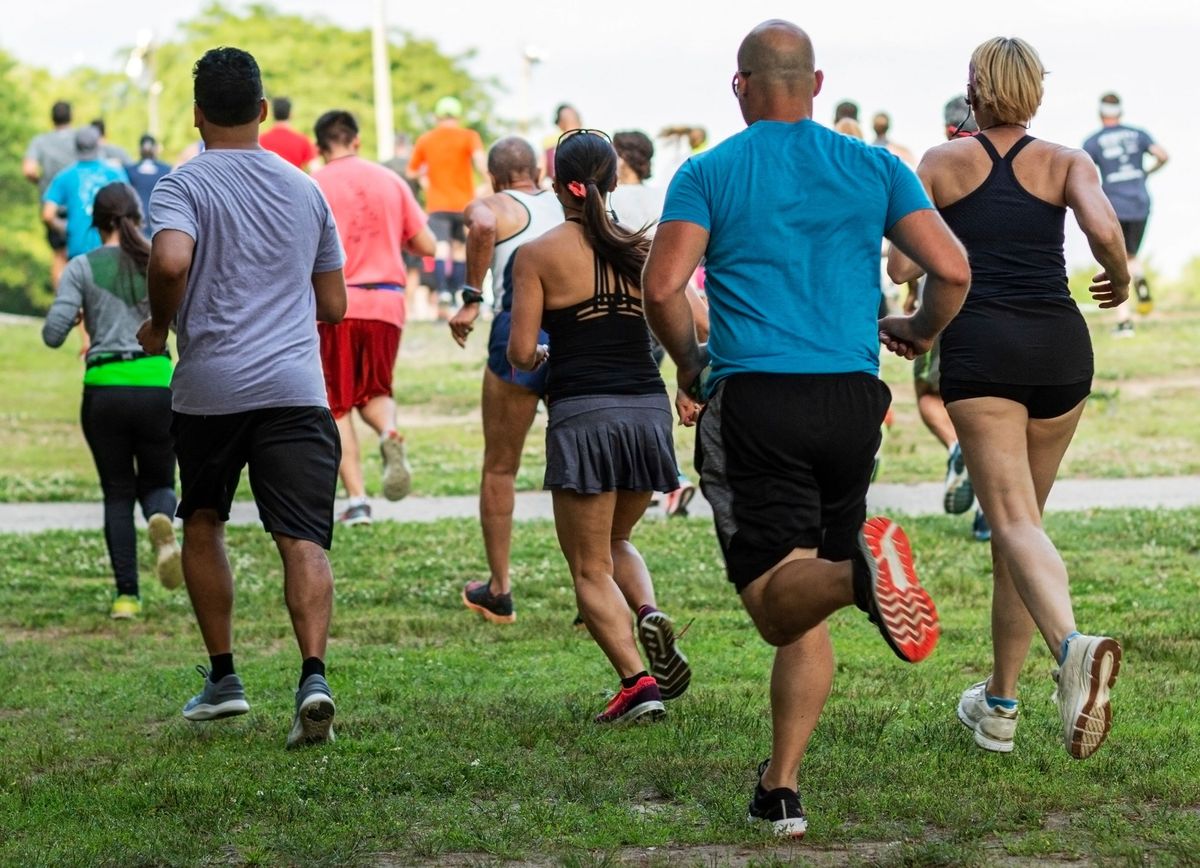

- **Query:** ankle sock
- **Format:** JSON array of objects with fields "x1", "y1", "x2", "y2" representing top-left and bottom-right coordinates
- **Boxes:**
[
  {"x1": 636, "y1": 604, "x2": 658, "y2": 624},
  {"x1": 347, "y1": 495, "x2": 368, "y2": 507},
  {"x1": 209, "y1": 653, "x2": 234, "y2": 682},
  {"x1": 620, "y1": 670, "x2": 649, "y2": 690},
  {"x1": 1059, "y1": 631, "x2": 1081, "y2": 665},
  {"x1": 985, "y1": 691, "x2": 1018, "y2": 710},
  {"x1": 300, "y1": 657, "x2": 325, "y2": 688}
]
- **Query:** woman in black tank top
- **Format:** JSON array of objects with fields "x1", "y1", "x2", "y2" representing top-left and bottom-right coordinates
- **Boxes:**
[
  {"x1": 888, "y1": 37, "x2": 1130, "y2": 759},
  {"x1": 506, "y1": 130, "x2": 691, "y2": 725}
]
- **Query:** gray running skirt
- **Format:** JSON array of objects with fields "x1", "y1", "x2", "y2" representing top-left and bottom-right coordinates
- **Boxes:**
[{"x1": 544, "y1": 393, "x2": 680, "y2": 494}]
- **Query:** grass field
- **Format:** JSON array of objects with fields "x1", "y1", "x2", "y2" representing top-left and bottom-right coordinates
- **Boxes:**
[
  {"x1": 4, "y1": 299, "x2": 1200, "y2": 503},
  {"x1": 2, "y1": 509, "x2": 1199, "y2": 865}
]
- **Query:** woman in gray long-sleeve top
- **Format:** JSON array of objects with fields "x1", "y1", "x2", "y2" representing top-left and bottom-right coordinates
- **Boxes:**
[{"x1": 43, "y1": 182, "x2": 182, "y2": 619}]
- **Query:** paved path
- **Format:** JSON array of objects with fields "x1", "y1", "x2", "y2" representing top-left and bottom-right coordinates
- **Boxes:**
[{"x1": 2, "y1": 476, "x2": 1197, "y2": 534}]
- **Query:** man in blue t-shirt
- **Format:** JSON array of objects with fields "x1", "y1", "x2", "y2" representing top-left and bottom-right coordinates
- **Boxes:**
[
  {"x1": 1082, "y1": 92, "x2": 1169, "y2": 334},
  {"x1": 123, "y1": 134, "x2": 172, "y2": 237},
  {"x1": 644, "y1": 19, "x2": 970, "y2": 838},
  {"x1": 42, "y1": 127, "x2": 130, "y2": 260}
]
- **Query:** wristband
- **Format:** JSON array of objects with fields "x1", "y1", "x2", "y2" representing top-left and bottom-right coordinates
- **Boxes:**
[{"x1": 460, "y1": 286, "x2": 484, "y2": 305}]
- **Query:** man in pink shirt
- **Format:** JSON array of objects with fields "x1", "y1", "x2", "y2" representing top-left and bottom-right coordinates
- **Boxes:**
[{"x1": 313, "y1": 110, "x2": 436, "y2": 525}]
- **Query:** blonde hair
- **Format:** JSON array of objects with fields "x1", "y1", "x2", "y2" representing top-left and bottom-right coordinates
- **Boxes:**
[
  {"x1": 834, "y1": 117, "x2": 864, "y2": 140},
  {"x1": 970, "y1": 37, "x2": 1045, "y2": 125}
]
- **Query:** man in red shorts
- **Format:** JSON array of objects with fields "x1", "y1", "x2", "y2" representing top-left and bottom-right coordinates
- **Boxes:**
[{"x1": 313, "y1": 110, "x2": 436, "y2": 525}]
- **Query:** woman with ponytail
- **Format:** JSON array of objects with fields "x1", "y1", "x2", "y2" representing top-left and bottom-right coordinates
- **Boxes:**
[
  {"x1": 43, "y1": 182, "x2": 181, "y2": 619},
  {"x1": 508, "y1": 130, "x2": 691, "y2": 724}
]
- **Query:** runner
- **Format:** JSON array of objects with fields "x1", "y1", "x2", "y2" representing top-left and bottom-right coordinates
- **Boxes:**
[
  {"x1": 407, "y1": 97, "x2": 486, "y2": 313},
  {"x1": 871, "y1": 111, "x2": 915, "y2": 165},
  {"x1": 645, "y1": 20, "x2": 969, "y2": 836},
  {"x1": 123, "y1": 134, "x2": 172, "y2": 238},
  {"x1": 312, "y1": 109, "x2": 437, "y2": 525},
  {"x1": 90, "y1": 119, "x2": 132, "y2": 167},
  {"x1": 137, "y1": 47, "x2": 347, "y2": 748},
  {"x1": 41, "y1": 182, "x2": 181, "y2": 619},
  {"x1": 889, "y1": 37, "x2": 1128, "y2": 759},
  {"x1": 449, "y1": 137, "x2": 562, "y2": 625},
  {"x1": 1082, "y1": 93, "x2": 1169, "y2": 336},
  {"x1": 542, "y1": 103, "x2": 582, "y2": 181},
  {"x1": 23, "y1": 101, "x2": 76, "y2": 288},
  {"x1": 260, "y1": 97, "x2": 320, "y2": 171},
  {"x1": 41, "y1": 127, "x2": 130, "y2": 262},
  {"x1": 508, "y1": 129, "x2": 690, "y2": 722}
]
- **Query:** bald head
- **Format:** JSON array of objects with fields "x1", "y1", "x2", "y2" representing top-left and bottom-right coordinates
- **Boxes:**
[
  {"x1": 737, "y1": 19, "x2": 815, "y2": 90},
  {"x1": 487, "y1": 136, "x2": 538, "y2": 188}
]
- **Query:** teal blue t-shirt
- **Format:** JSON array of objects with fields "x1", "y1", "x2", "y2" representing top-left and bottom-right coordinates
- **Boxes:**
[
  {"x1": 661, "y1": 119, "x2": 931, "y2": 384},
  {"x1": 43, "y1": 160, "x2": 130, "y2": 259}
]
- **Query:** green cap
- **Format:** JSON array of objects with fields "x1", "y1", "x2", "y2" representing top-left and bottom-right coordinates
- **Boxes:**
[{"x1": 435, "y1": 96, "x2": 463, "y2": 118}]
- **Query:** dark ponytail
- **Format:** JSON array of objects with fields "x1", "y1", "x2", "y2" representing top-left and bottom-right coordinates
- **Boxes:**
[
  {"x1": 556, "y1": 133, "x2": 651, "y2": 289},
  {"x1": 92, "y1": 183, "x2": 150, "y2": 275}
]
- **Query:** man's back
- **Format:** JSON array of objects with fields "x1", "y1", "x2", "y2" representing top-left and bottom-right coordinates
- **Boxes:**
[
  {"x1": 125, "y1": 158, "x2": 172, "y2": 231},
  {"x1": 1082, "y1": 123, "x2": 1154, "y2": 219},
  {"x1": 410, "y1": 125, "x2": 482, "y2": 213},
  {"x1": 150, "y1": 149, "x2": 343, "y2": 414},
  {"x1": 662, "y1": 119, "x2": 929, "y2": 380},
  {"x1": 26, "y1": 128, "x2": 77, "y2": 195}
]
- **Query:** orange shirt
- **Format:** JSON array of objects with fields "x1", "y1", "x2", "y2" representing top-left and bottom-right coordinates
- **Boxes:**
[
  {"x1": 407, "y1": 124, "x2": 483, "y2": 214},
  {"x1": 314, "y1": 156, "x2": 428, "y2": 327}
]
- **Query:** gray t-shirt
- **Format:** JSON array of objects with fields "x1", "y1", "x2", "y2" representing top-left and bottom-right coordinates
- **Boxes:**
[
  {"x1": 150, "y1": 148, "x2": 344, "y2": 415},
  {"x1": 24, "y1": 128, "x2": 78, "y2": 195}
]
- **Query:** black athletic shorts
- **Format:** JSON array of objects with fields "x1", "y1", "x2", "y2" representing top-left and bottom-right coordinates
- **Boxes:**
[
  {"x1": 428, "y1": 211, "x2": 466, "y2": 244},
  {"x1": 695, "y1": 372, "x2": 891, "y2": 592},
  {"x1": 172, "y1": 406, "x2": 341, "y2": 549},
  {"x1": 940, "y1": 378, "x2": 1090, "y2": 420},
  {"x1": 1119, "y1": 220, "x2": 1147, "y2": 256},
  {"x1": 45, "y1": 223, "x2": 67, "y2": 251}
]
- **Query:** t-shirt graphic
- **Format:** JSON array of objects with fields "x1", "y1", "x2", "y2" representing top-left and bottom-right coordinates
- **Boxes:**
[{"x1": 1082, "y1": 124, "x2": 1155, "y2": 221}]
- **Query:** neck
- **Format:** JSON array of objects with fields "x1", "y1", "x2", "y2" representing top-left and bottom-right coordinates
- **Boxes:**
[
  {"x1": 501, "y1": 177, "x2": 540, "y2": 194},
  {"x1": 617, "y1": 164, "x2": 640, "y2": 185},
  {"x1": 323, "y1": 147, "x2": 356, "y2": 162},
  {"x1": 201, "y1": 122, "x2": 262, "y2": 151},
  {"x1": 101, "y1": 231, "x2": 120, "y2": 247},
  {"x1": 1102, "y1": 118, "x2": 1121, "y2": 127}
]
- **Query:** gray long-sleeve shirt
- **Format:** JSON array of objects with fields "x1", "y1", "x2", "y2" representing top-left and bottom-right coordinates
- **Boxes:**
[{"x1": 42, "y1": 247, "x2": 150, "y2": 361}]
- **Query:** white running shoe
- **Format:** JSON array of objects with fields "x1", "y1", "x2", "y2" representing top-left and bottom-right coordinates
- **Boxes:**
[
  {"x1": 380, "y1": 433, "x2": 413, "y2": 501},
  {"x1": 1053, "y1": 634, "x2": 1121, "y2": 759},
  {"x1": 957, "y1": 680, "x2": 1018, "y2": 753},
  {"x1": 148, "y1": 513, "x2": 183, "y2": 590}
]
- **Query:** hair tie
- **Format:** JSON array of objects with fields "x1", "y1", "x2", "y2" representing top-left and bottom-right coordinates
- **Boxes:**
[{"x1": 567, "y1": 180, "x2": 587, "y2": 198}]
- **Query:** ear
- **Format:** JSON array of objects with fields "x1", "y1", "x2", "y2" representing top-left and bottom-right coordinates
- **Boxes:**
[
  {"x1": 258, "y1": 99, "x2": 268, "y2": 124},
  {"x1": 352, "y1": 135, "x2": 362, "y2": 152},
  {"x1": 193, "y1": 104, "x2": 203, "y2": 130},
  {"x1": 812, "y1": 69, "x2": 825, "y2": 99}
]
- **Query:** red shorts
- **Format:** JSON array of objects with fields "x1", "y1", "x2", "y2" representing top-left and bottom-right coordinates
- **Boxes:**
[{"x1": 318, "y1": 318, "x2": 401, "y2": 418}]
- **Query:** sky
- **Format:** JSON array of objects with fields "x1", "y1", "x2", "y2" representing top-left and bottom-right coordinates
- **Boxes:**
[{"x1": 5, "y1": 0, "x2": 1196, "y2": 277}]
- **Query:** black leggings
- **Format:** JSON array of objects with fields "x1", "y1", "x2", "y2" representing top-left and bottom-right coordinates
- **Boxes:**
[{"x1": 80, "y1": 386, "x2": 177, "y2": 594}]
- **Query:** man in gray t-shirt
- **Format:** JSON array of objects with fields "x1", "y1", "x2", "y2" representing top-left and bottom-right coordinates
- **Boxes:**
[
  {"x1": 23, "y1": 100, "x2": 76, "y2": 287},
  {"x1": 137, "y1": 46, "x2": 348, "y2": 749}
]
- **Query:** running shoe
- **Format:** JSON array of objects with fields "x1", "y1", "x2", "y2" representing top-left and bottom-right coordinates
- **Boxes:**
[
  {"x1": 338, "y1": 503, "x2": 372, "y2": 526},
  {"x1": 182, "y1": 666, "x2": 250, "y2": 721},
  {"x1": 110, "y1": 594, "x2": 141, "y2": 619},
  {"x1": 662, "y1": 477, "x2": 696, "y2": 517},
  {"x1": 637, "y1": 609, "x2": 691, "y2": 701},
  {"x1": 747, "y1": 759, "x2": 807, "y2": 838},
  {"x1": 380, "y1": 433, "x2": 413, "y2": 501},
  {"x1": 943, "y1": 442, "x2": 974, "y2": 514},
  {"x1": 1112, "y1": 321, "x2": 1135, "y2": 338},
  {"x1": 594, "y1": 675, "x2": 665, "y2": 725},
  {"x1": 147, "y1": 513, "x2": 183, "y2": 590},
  {"x1": 972, "y1": 509, "x2": 992, "y2": 543},
  {"x1": 1134, "y1": 277, "x2": 1153, "y2": 316},
  {"x1": 461, "y1": 580, "x2": 515, "y2": 624},
  {"x1": 287, "y1": 673, "x2": 336, "y2": 749},
  {"x1": 1052, "y1": 634, "x2": 1122, "y2": 759},
  {"x1": 957, "y1": 680, "x2": 1018, "y2": 753},
  {"x1": 853, "y1": 516, "x2": 940, "y2": 663}
]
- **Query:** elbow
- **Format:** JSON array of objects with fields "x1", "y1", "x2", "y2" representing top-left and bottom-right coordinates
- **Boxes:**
[
  {"x1": 318, "y1": 302, "x2": 346, "y2": 325},
  {"x1": 506, "y1": 349, "x2": 529, "y2": 372},
  {"x1": 41, "y1": 322, "x2": 67, "y2": 349}
]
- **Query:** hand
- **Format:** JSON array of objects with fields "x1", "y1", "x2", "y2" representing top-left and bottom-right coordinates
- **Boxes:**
[
  {"x1": 531, "y1": 344, "x2": 549, "y2": 370},
  {"x1": 449, "y1": 303, "x2": 480, "y2": 348},
  {"x1": 1090, "y1": 271, "x2": 1129, "y2": 309},
  {"x1": 137, "y1": 318, "x2": 167, "y2": 355},
  {"x1": 675, "y1": 387, "x2": 703, "y2": 427},
  {"x1": 878, "y1": 314, "x2": 934, "y2": 361}
]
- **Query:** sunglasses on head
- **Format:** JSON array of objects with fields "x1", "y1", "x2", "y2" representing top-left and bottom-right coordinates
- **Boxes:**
[{"x1": 556, "y1": 128, "x2": 612, "y2": 148}]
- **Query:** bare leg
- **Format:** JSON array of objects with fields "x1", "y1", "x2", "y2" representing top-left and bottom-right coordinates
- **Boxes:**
[
  {"x1": 739, "y1": 550, "x2": 857, "y2": 649},
  {"x1": 479, "y1": 369, "x2": 540, "y2": 594},
  {"x1": 358, "y1": 394, "x2": 397, "y2": 436},
  {"x1": 916, "y1": 386, "x2": 957, "y2": 450},
  {"x1": 275, "y1": 534, "x2": 333, "y2": 661},
  {"x1": 51, "y1": 249, "x2": 67, "y2": 290},
  {"x1": 333, "y1": 412, "x2": 364, "y2": 500},
  {"x1": 610, "y1": 489, "x2": 656, "y2": 612},
  {"x1": 760, "y1": 624, "x2": 835, "y2": 791},
  {"x1": 181, "y1": 509, "x2": 234, "y2": 655},
  {"x1": 552, "y1": 489, "x2": 645, "y2": 678}
]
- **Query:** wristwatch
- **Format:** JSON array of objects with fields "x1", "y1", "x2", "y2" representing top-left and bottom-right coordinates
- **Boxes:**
[{"x1": 460, "y1": 286, "x2": 484, "y2": 305}]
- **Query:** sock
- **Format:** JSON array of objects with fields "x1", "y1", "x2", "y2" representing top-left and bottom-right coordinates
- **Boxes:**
[
  {"x1": 636, "y1": 604, "x2": 658, "y2": 624},
  {"x1": 1059, "y1": 631, "x2": 1081, "y2": 665},
  {"x1": 985, "y1": 691, "x2": 1018, "y2": 710},
  {"x1": 434, "y1": 258, "x2": 448, "y2": 292},
  {"x1": 380, "y1": 429, "x2": 398, "y2": 442},
  {"x1": 620, "y1": 670, "x2": 649, "y2": 690},
  {"x1": 449, "y1": 261, "x2": 466, "y2": 292},
  {"x1": 115, "y1": 580, "x2": 138, "y2": 598},
  {"x1": 300, "y1": 656, "x2": 325, "y2": 688},
  {"x1": 209, "y1": 653, "x2": 234, "y2": 682},
  {"x1": 347, "y1": 495, "x2": 368, "y2": 507}
]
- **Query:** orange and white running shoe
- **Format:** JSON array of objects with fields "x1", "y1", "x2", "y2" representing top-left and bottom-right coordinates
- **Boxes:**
[{"x1": 856, "y1": 516, "x2": 940, "y2": 663}]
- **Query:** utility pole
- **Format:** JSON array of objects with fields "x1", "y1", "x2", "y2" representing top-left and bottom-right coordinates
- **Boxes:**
[{"x1": 372, "y1": 0, "x2": 396, "y2": 161}]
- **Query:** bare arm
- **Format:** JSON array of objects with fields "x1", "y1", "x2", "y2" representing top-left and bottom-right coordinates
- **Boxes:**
[
  {"x1": 448, "y1": 199, "x2": 497, "y2": 347},
  {"x1": 887, "y1": 155, "x2": 938, "y2": 285},
  {"x1": 23, "y1": 158, "x2": 41, "y2": 184},
  {"x1": 405, "y1": 225, "x2": 436, "y2": 258},
  {"x1": 643, "y1": 221, "x2": 708, "y2": 385},
  {"x1": 472, "y1": 147, "x2": 488, "y2": 180},
  {"x1": 312, "y1": 269, "x2": 347, "y2": 324},
  {"x1": 1146, "y1": 143, "x2": 1169, "y2": 176},
  {"x1": 684, "y1": 282, "x2": 710, "y2": 344},
  {"x1": 41, "y1": 201, "x2": 65, "y2": 234},
  {"x1": 1065, "y1": 151, "x2": 1130, "y2": 308},
  {"x1": 506, "y1": 249, "x2": 547, "y2": 371},
  {"x1": 137, "y1": 229, "x2": 195, "y2": 354}
]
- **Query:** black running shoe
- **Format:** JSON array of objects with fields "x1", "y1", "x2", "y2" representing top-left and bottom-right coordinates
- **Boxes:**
[
  {"x1": 637, "y1": 609, "x2": 691, "y2": 701},
  {"x1": 747, "y1": 759, "x2": 807, "y2": 838},
  {"x1": 462, "y1": 581, "x2": 515, "y2": 624}
]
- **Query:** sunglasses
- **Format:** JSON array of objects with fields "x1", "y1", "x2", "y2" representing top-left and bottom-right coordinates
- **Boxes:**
[
  {"x1": 731, "y1": 69, "x2": 752, "y2": 98},
  {"x1": 556, "y1": 127, "x2": 612, "y2": 148}
]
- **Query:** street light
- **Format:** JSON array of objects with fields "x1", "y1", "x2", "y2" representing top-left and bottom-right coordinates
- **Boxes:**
[
  {"x1": 520, "y1": 45, "x2": 544, "y2": 136},
  {"x1": 371, "y1": 0, "x2": 395, "y2": 162},
  {"x1": 125, "y1": 29, "x2": 160, "y2": 138}
]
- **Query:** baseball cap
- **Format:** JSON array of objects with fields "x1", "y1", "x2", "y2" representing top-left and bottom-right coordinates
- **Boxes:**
[
  {"x1": 434, "y1": 96, "x2": 463, "y2": 118},
  {"x1": 75, "y1": 126, "x2": 101, "y2": 158},
  {"x1": 943, "y1": 95, "x2": 978, "y2": 132},
  {"x1": 1099, "y1": 92, "x2": 1122, "y2": 118}
]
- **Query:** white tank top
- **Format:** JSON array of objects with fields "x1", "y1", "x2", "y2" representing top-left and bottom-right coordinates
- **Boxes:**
[{"x1": 491, "y1": 189, "x2": 564, "y2": 311}]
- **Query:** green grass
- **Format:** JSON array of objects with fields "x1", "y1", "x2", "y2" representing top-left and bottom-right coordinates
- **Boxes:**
[
  {"x1": 5, "y1": 304, "x2": 1200, "y2": 502},
  {"x1": 2, "y1": 510, "x2": 1199, "y2": 865}
]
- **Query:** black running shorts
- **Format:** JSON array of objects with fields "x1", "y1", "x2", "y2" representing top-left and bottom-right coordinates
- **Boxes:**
[
  {"x1": 1119, "y1": 219, "x2": 1147, "y2": 256},
  {"x1": 940, "y1": 378, "x2": 1091, "y2": 420},
  {"x1": 695, "y1": 372, "x2": 891, "y2": 592},
  {"x1": 172, "y1": 406, "x2": 341, "y2": 549}
]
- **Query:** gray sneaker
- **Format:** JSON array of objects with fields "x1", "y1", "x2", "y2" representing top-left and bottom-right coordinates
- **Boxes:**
[
  {"x1": 380, "y1": 434, "x2": 412, "y2": 501},
  {"x1": 287, "y1": 673, "x2": 336, "y2": 749},
  {"x1": 182, "y1": 666, "x2": 250, "y2": 721}
]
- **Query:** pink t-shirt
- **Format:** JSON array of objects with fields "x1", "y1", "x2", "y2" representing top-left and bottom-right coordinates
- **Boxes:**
[{"x1": 314, "y1": 155, "x2": 427, "y2": 327}]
